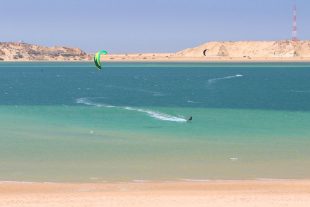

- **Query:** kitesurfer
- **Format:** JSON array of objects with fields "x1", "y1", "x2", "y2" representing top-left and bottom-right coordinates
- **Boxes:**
[{"x1": 187, "y1": 116, "x2": 193, "y2": 122}]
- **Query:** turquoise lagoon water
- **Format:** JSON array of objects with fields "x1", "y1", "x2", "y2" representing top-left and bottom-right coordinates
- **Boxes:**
[{"x1": 0, "y1": 62, "x2": 310, "y2": 182}]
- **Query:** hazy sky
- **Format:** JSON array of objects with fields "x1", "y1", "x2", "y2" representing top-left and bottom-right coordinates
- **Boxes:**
[{"x1": 0, "y1": 0, "x2": 308, "y2": 53}]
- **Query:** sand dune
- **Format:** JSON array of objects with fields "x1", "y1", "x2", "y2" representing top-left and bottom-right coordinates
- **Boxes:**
[
  {"x1": 105, "y1": 40, "x2": 310, "y2": 62},
  {"x1": 177, "y1": 40, "x2": 310, "y2": 58}
]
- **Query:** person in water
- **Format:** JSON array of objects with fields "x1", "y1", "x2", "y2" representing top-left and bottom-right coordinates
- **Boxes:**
[{"x1": 187, "y1": 116, "x2": 193, "y2": 122}]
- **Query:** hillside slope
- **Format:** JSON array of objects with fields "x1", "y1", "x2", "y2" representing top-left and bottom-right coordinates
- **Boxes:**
[
  {"x1": 0, "y1": 42, "x2": 91, "y2": 61},
  {"x1": 176, "y1": 41, "x2": 310, "y2": 59}
]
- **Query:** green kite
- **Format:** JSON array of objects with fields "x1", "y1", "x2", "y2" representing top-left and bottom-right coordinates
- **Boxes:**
[{"x1": 94, "y1": 50, "x2": 108, "y2": 70}]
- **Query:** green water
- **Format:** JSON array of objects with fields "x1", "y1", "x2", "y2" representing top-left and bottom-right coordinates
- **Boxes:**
[{"x1": 0, "y1": 62, "x2": 310, "y2": 182}]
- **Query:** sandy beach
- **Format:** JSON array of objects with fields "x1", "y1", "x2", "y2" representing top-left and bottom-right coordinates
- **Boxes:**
[
  {"x1": 103, "y1": 54, "x2": 310, "y2": 62},
  {"x1": 1, "y1": 180, "x2": 310, "y2": 207},
  {"x1": 101, "y1": 40, "x2": 310, "y2": 62}
]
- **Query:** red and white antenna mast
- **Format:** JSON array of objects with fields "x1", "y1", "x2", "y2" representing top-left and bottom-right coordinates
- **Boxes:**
[{"x1": 292, "y1": 4, "x2": 298, "y2": 41}]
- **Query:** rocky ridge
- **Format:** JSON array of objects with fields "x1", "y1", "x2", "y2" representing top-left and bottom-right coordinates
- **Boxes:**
[{"x1": 0, "y1": 42, "x2": 91, "y2": 61}]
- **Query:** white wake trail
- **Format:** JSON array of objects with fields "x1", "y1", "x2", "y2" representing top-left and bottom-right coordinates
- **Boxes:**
[
  {"x1": 76, "y1": 97, "x2": 115, "y2": 108},
  {"x1": 76, "y1": 97, "x2": 187, "y2": 123},
  {"x1": 208, "y1": 74, "x2": 244, "y2": 85}
]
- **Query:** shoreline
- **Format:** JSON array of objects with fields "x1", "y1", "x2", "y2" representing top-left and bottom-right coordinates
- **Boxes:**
[
  {"x1": 1, "y1": 58, "x2": 310, "y2": 63},
  {"x1": 1, "y1": 178, "x2": 310, "y2": 184},
  {"x1": 103, "y1": 56, "x2": 310, "y2": 63},
  {"x1": 1, "y1": 180, "x2": 310, "y2": 207}
]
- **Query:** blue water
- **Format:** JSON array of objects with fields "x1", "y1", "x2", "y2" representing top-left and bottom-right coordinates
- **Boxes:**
[
  {"x1": 0, "y1": 62, "x2": 310, "y2": 182},
  {"x1": 1, "y1": 62, "x2": 310, "y2": 110}
]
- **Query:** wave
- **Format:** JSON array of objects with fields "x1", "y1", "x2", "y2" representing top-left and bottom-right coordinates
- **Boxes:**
[
  {"x1": 207, "y1": 74, "x2": 244, "y2": 85},
  {"x1": 76, "y1": 97, "x2": 187, "y2": 123},
  {"x1": 153, "y1": 92, "x2": 165, "y2": 97},
  {"x1": 187, "y1": 100, "x2": 200, "y2": 104},
  {"x1": 290, "y1": 90, "x2": 310, "y2": 93}
]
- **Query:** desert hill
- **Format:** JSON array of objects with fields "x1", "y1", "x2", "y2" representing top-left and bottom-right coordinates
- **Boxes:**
[
  {"x1": 103, "y1": 40, "x2": 310, "y2": 62},
  {"x1": 0, "y1": 42, "x2": 91, "y2": 61},
  {"x1": 1, "y1": 41, "x2": 310, "y2": 62},
  {"x1": 176, "y1": 40, "x2": 310, "y2": 59}
]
